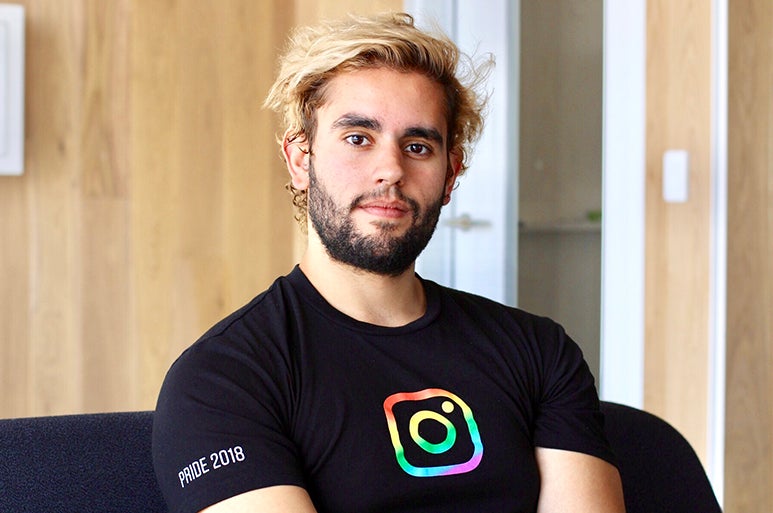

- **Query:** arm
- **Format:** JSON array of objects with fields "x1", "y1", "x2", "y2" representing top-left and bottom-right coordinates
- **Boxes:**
[
  {"x1": 200, "y1": 485, "x2": 318, "y2": 513},
  {"x1": 535, "y1": 447, "x2": 625, "y2": 513}
]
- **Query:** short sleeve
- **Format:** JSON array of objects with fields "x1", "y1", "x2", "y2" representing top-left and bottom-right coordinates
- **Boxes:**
[
  {"x1": 531, "y1": 322, "x2": 616, "y2": 466},
  {"x1": 152, "y1": 327, "x2": 306, "y2": 513}
]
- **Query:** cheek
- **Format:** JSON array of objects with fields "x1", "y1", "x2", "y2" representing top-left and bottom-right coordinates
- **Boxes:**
[
  {"x1": 311, "y1": 160, "x2": 358, "y2": 202},
  {"x1": 316, "y1": 158, "x2": 371, "y2": 196},
  {"x1": 314, "y1": 150, "x2": 358, "y2": 178}
]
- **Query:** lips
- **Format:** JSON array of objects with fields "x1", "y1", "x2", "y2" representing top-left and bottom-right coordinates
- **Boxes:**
[{"x1": 357, "y1": 199, "x2": 411, "y2": 219}]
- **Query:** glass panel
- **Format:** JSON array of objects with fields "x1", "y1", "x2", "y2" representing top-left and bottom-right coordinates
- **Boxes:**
[{"x1": 517, "y1": 0, "x2": 603, "y2": 378}]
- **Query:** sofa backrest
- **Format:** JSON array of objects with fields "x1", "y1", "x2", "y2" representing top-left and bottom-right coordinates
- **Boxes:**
[{"x1": 0, "y1": 411, "x2": 166, "y2": 513}]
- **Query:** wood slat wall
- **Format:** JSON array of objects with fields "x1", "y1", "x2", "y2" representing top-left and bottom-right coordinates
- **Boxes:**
[
  {"x1": 726, "y1": 0, "x2": 773, "y2": 510},
  {"x1": 293, "y1": 0, "x2": 401, "y2": 26},
  {"x1": 645, "y1": 0, "x2": 712, "y2": 463},
  {"x1": 1, "y1": 0, "x2": 298, "y2": 417}
]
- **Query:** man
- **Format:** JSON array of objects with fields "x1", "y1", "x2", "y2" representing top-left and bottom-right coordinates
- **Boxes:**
[{"x1": 152, "y1": 12, "x2": 625, "y2": 513}]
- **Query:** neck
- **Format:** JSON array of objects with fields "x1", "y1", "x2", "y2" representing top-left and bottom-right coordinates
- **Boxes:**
[{"x1": 299, "y1": 245, "x2": 426, "y2": 327}]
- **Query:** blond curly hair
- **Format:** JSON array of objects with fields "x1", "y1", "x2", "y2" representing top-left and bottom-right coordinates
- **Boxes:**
[{"x1": 264, "y1": 12, "x2": 492, "y2": 228}]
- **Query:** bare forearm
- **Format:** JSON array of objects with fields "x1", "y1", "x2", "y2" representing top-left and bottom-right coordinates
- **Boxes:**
[
  {"x1": 535, "y1": 448, "x2": 626, "y2": 513},
  {"x1": 200, "y1": 486, "x2": 318, "y2": 513}
]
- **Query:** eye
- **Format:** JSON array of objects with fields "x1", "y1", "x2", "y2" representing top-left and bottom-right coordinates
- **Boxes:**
[
  {"x1": 345, "y1": 134, "x2": 369, "y2": 146},
  {"x1": 405, "y1": 143, "x2": 431, "y2": 155}
]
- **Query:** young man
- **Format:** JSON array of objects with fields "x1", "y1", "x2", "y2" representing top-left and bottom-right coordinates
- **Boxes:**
[{"x1": 152, "y1": 12, "x2": 625, "y2": 513}]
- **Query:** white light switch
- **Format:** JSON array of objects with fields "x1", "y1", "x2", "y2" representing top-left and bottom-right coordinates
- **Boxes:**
[{"x1": 662, "y1": 149, "x2": 689, "y2": 203}]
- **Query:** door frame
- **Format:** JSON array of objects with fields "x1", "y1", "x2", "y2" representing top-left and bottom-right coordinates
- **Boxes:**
[{"x1": 599, "y1": 0, "x2": 646, "y2": 408}]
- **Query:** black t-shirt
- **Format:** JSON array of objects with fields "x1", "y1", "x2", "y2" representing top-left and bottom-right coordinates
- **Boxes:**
[{"x1": 153, "y1": 266, "x2": 614, "y2": 513}]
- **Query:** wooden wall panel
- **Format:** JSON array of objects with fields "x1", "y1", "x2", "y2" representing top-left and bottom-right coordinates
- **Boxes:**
[
  {"x1": 79, "y1": 0, "x2": 133, "y2": 413},
  {"x1": 0, "y1": 179, "x2": 29, "y2": 417},
  {"x1": 726, "y1": 0, "x2": 773, "y2": 510},
  {"x1": 22, "y1": 0, "x2": 89, "y2": 415},
  {"x1": 0, "y1": 0, "x2": 297, "y2": 417},
  {"x1": 645, "y1": 0, "x2": 712, "y2": 462},
  {"x1": 293, "y1": 0, "x2": 402, "y2": 26},
  {"x1": 129, "y1": 0, "x2": 298, "y2": 409}
]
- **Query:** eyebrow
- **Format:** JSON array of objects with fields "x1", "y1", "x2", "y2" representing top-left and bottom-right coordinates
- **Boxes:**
[
  {"x1": 331, "y1": 113, "x2": 445, "y2": 147},
  {"x1": 331, "y1": 114, "x2": 381, "y2": 131},
  {"x1": 404, "y1": 126, "x2": 444, "y2": 146}
]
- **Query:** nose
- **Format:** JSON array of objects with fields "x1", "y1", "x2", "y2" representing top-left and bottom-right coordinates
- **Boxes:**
[{"x1": 373, "y1": 144, "x2": 405, "y2": 186}]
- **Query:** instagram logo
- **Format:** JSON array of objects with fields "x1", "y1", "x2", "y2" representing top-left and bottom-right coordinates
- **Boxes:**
[{"x1": 383, "y1": 388, "x2": 483, "y2": 477}]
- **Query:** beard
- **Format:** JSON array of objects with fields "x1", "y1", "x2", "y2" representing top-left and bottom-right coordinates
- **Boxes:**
[{"x1": 307, "y1": 162, "x2": 445, "y2": 277}]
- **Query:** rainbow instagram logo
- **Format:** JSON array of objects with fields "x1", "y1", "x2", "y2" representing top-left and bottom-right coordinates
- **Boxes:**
[{"x1": 383, "y1": 388, "x2": 483, "y2": 477}]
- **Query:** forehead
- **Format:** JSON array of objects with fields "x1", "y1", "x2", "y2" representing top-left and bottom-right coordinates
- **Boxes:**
[{"x1": 317, "y1": 67, "x2": 449, "y2": 134}]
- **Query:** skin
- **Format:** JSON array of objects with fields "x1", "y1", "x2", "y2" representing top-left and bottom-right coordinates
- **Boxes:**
[{"x1": 201, "y1": 67, "x2": 625, "y2": 513}]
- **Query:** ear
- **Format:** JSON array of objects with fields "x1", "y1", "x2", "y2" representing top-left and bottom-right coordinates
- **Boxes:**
[
  {"x1": 443, "y1": 149, "x2": 463, "y2": 205},
  {"x1": 283, "y1": 131, "x2": 311, "y2": 190}
]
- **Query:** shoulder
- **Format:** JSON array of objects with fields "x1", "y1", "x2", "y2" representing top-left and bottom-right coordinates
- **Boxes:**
[
  {"x1": 426, "y1": 280, "x2": 584, "y2": 379},
  {"x1": 428, "y1": 279, "x2": 564, "y2": 335},
  {"x1": 152, "y1": 272, "x2": 309, "y2": 511}
]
